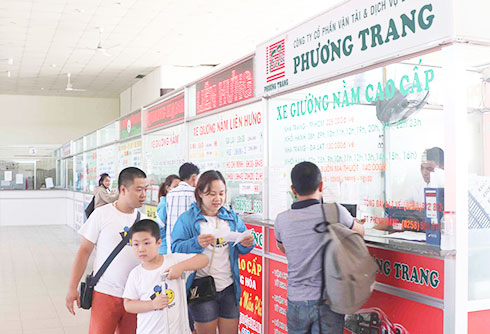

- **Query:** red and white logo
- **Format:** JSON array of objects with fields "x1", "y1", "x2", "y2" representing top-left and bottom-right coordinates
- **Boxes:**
[{"x1": 266, "y1": 39, "x2": 285, "y2": 83}]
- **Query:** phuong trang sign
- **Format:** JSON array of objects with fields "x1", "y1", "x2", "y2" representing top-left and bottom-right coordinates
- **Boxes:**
[
  {"x1": 255, "y1": 0, "x2": 452, "y2": 95},
  {"x1": 368, "y1": 246, "x2": 444, "y2": 299}
]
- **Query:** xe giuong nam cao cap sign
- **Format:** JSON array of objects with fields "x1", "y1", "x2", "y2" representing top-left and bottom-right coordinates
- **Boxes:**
[
  {"x1": 196, "y1": 58, "x2": 254, "y2": 114},
  {"x1": 143, "y1": 93, "x2": 185, "y2": 132},
  {"x1": 255, "y1": 0, "x2": 451, "y2": 96}
]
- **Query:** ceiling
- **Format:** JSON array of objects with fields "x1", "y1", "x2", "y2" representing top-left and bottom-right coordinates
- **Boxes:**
[{"x1": 0, "y1": 0, "x2": 340, "y2": 98}]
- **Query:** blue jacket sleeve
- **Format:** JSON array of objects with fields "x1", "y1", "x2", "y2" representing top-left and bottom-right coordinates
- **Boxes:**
[
  {"x1": 235, "y1": 214, "x2": 254, "y2": 255},
  {"x1": 171, "y1": 213, "x2": 204, "y2": 254},
  {"x1": 156, "y1": 197, "x2": 167, "y2": 224}
]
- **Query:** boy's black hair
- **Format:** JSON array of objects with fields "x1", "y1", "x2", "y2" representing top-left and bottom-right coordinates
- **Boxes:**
[
  {"x1": 291, "y1": 161, "x2": 322, "y2": 196},
  {"x1": 179, "y1": 162, "x2": 200, "y2": 181},
  {"x1": 130, "y1": 219, "x2": 160, "y2": 241},
  {"x1": 426, "y1": 147, "x2": 444, "y2": 168},
  {"x1": 118, "y1": 167, "x2": 146, "y2": 192}
]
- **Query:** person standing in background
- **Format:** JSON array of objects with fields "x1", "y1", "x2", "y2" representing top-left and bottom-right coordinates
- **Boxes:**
[
  {"x1": 94, "y1": 173, "x2": 118, "y2": 208},
  {"x1": 156, "y1": 174, "x2": 181, "y2": 254},
  {"x1": 406, "y1": 147, "x2": 445, "y2": 204},
  {"x1": 165, "y1": 163, "x2": 200, "y2": 254}
]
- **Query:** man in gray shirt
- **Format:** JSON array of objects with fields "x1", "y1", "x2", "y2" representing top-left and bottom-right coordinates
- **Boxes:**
[{"x1": 275, "y1": 161, "x2": 364, "y2": 334}]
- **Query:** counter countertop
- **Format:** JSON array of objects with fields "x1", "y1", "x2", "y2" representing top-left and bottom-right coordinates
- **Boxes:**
[{"x1": 240, "y1": 215, "x2": 454, "y2": 258}]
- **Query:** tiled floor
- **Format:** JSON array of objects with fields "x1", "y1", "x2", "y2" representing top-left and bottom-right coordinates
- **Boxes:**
[{"x1": 0, "y1": 225, "x2": 93, "y2": 334}]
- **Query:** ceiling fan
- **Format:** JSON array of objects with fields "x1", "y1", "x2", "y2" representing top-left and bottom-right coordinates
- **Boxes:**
[
  {"x1": 77, "y1": 27, "x2": 119, "y2": 57},
  {"x1": 65, "y1": 73, "x2": 86, "y2": 92}
]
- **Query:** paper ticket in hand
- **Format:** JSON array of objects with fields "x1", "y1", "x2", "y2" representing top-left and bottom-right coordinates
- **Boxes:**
[
  {"x1": 226, "y1": 230, "x2": 252, "y2": 246},
  {"x1": 200, "y1": 227, "x2": 251, "y2": 246}
]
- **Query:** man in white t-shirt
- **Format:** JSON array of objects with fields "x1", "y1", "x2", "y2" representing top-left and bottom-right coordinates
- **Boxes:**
[
  {"x1": 165, "y1": 162, "x2": 200, "y2": 253},
  {"x1": 65, "y1": 167, "x2": 148, "y2": 334}
]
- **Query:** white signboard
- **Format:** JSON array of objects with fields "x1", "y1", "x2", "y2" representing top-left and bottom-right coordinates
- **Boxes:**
[
  {"x1": 256, "y1": 0, "x2": 451, "y2": 96},
  {"x1": 188, "y1": 103, "x2": 264, "y2": 216},
  {"x1": 118, "y1": 139, "x2": 142, "y2": 170},
  {"x1": 97, "y1": 145, "x2": 117, "y2": 185},
  {"x1": 144, "y1": 124, "x2": 185, "y2": 187}
]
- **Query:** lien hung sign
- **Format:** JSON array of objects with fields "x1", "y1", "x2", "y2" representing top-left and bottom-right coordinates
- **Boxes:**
[{"x1": 196, "y1": 58, "x2": 254, "y2": 114}]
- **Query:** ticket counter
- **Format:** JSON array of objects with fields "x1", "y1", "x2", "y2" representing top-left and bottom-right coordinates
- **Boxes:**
[{"x1": 57, "y1": 0, "x2": 490, "y2": 332}]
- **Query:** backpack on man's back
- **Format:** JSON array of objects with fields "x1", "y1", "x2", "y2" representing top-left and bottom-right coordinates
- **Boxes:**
[{"x1": 315, "y1": 203, "x2": 377, "y2": 315}]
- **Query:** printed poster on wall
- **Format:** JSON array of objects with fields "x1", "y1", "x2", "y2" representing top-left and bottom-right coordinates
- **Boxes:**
[
  {"x1": 118, "y1": 139, "x2": 142, "y2": 170},
  {"x1": 84, "y1": 150, "x2": 97, "y2": 193},
  {"x1": 74, "y1": 154, "x2": 84, "y2": 191},
  {"x1": 74, "y1": 201, "x2": 85, "y2": 230},
  {"x1": 239, "y1": 252, "x2": 263, "y2": 334},
  {"x1": 188, "y1": 103, "x2": 264, "y2": 216},
  {"x1": 144, "y1": 124, "x2": 185, "y2": 189},
  {"x1": 97, "y1": 145, "x2": 117, "y2": 187},
  {"x1": 268, "y1": 259, "x2": 288, "y2": 334},
  {"x1": 256, "y1": 0, "x2": 451, "y2": 96}
]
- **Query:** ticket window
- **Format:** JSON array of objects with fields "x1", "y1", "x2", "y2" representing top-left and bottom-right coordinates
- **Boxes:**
[{"x1": 267, "y1": 50, "x2": 446, "y2": 245}]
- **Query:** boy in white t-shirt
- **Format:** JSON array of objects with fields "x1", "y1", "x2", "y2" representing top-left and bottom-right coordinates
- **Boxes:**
[{"x1": 123, "y1": 219, "x2": 208, "y2": 334}]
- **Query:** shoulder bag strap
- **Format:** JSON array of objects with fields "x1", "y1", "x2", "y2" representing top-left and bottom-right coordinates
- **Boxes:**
[
  {"x1": 89, "y1": 211, "x2": 141, "y2": 287},
  {"x1": 208, "y1": 217, "x2": 218, "y2": 271},
  {"x1": 321, "y1": 203, "x2": 339, "y2": 226},
  {"x1": 318, "y1": 203, "x2": 339, "y2": 331}
]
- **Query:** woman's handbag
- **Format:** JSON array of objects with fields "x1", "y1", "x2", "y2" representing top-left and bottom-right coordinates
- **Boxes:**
[
  {"x1": 79, "y1": 212, "x2": 140, "y2": 309},
  {"x1": 187, "y1": 275, "x2": 217, "y2": 306}
]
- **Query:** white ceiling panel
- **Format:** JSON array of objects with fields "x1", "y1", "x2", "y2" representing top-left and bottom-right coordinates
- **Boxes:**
[{"x1": 0, "y1": 0, "x2": 342, "y2": 98}]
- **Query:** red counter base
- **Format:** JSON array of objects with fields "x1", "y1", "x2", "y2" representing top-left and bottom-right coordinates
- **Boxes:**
[
  {"x1": 241, "y1": 225, "x2": 448, "y2": 334},
  {"x1": 468, "y1": 310, "x2": 490, "y2": 334},
  {"x1": 344, "y1": 290, "x2": 443, "y2": 334}
]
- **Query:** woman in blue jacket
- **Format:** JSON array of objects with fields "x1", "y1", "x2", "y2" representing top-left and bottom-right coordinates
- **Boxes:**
[
  {"x1": 156, "y1": 174, "x2": 180, "y2": 254},
  {"x1": 171, "y1": 170, "x2": 254, "y2": 334}
]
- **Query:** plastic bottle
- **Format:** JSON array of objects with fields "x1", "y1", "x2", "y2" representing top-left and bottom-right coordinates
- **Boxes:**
[{"x1": 441, "y1": 211, "x2": 456, "y2": 250}]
